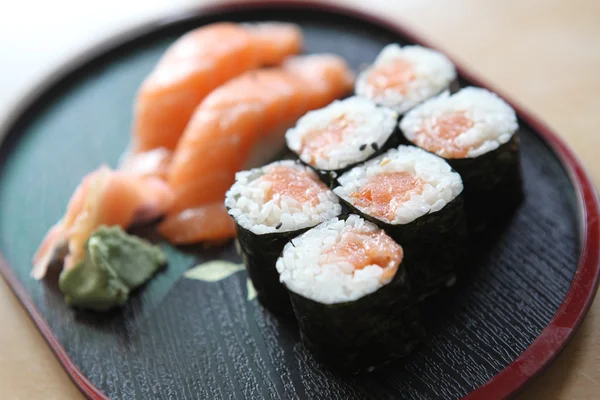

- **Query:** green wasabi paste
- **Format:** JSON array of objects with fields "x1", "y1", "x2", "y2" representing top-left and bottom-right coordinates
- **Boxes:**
[{"x1": 58, "y1": 226, "x2": 166, "y2": 311}]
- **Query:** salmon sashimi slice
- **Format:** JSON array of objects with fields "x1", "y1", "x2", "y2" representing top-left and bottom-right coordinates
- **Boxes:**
[
  {"x1": 322, "y1": 228, "x2": 403, "y2": 283},
  {"x1": 244, "y1": 23, "x2": 304, "y2": 65},
  {"x1": 158, "y1": 203, "x2": 236, "y2": 245},
  {"x1": 132, "y1": 22, "x2": 303, "y2": 153},
  {"x1": 413, "y1": 111, "x2": 475, "y2": 158},
  {"x1": 169, "y1": 171, "x2": 235, "y2": 215},
  {"x1": 32, "y1": 166, "x2": 174, "y2": 279},
  {"x1": 349, "y1": 172, "x2": 425, "y2": 221},
  {"x1": 160, "y1": 54, "x2": 354, "y2": 244}
]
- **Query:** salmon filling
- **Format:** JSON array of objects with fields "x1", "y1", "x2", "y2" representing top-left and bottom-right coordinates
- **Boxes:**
[
  {"x1": 286, "y1": 96, "x2": 398, "y2": 171},
  {"x1": 257, "y1": 165, "x2": 329, "y2": 206},
  {"x1": 276, "y1": 215, "x2": 404, "y2": 304},
  {"x1": 412, "y1": 111, "x2": 475, "y2": 158},
  {"x1": 366, "y1": 59, "x2": 415, "y2": 97},
  {"x1": 322, "y1": 228, "x2": 402, "y2": 282},
  {"x1": 350, "y1": 172, "x2": 425, "y2": 221},
  {"x1": 226, "y1": 160, "x2": 342, "y2": 234},
  {"x1": 299, "y1": 114, "x2": 357, "y2": 163}
]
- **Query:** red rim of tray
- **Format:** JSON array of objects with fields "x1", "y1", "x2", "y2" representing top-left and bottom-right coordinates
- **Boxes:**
[{"x1": 0, "y1": 1, "x2": 598, "y2": 399}]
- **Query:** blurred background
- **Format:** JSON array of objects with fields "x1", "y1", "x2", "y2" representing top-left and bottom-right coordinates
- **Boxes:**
[{"x1": 0, "y1": 0, "x2": 599, "y2": 399}]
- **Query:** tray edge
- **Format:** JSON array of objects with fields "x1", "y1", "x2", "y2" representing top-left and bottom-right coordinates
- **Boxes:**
[{"x1": 0, "y1": 1, "x2": 598, "y2": 399}]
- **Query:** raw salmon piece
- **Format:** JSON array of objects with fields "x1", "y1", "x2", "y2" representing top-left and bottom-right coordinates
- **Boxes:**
[
  {"x1": 322, "y1": 229, "x2": 402, "y2": 283},
  {"x1": 32, "y1": 166, "x2": 174, "y2": 279},
  {"x1": 244, "y1": 23, "x2": 303, "y2": 65},
  {"x1": 350, "y1": 172, "x2": 425, "y2": 221},
  {"x1": 168, "y1": 54, "x2": 354, "y2": 189},
  {"x1": 158, "y1": 203, "x2": 236, "y2": 245},
  {"x1": 119, "y1": 147, "x2": 172, "y2": 180},
  {"x1": 169, "y1": 171, "x2": 235, "y2": 215},
  {"x1": 366, "y1": 58, "x2": 415, "y2": 97},
  {"x1": 257, "y1": 165, "x2": 327, "y2": 206},
  {"x1": 300, "y1": 114, "x2": 358, "y2": 163},
  {"x1": 414, "y1": 111, "x2": 475, "y2": 158},
  {"x1": 159, "y1": 54, "x2": 354, "y2": 244},
  {"x1": 282, "y1": 55, "x2": 356, "y2": 109},
  {"x1": 132, "y1": 22, "x2": 303, "y2": 153}
]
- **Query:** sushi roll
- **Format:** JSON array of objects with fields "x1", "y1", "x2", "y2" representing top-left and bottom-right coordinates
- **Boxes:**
[
  {"x1": 285, "y1": 96, "x2": 399, "y2": 184},
  {"x1": 276, "y1": 215, "x2": 423, "y2": 373},
  {"x1": 225, "y1": 160, "x2": 342, "y2": 315},
  {"x1": 399, "y1": 87, "x2": 522, "y2": 229},
  {"x1": 333, "y1": 146, "x2": 467, "y2": 298},
  {"x1": 356, "y1": 44, "x2": 458, "y2": 114}
]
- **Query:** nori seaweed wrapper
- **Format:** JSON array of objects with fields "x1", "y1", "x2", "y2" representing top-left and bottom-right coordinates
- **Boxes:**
[
  {"x1": 448, "y1": 78, "x2": 461, "y2": 95},
  {"x1": 444, "y1": 133, "x2": 523, "y2": 231},
  {"x1": 288, "y1": 267, "x2": 424, "y2": 374},
  {"x1": 235, "y1": 223, "x2": 310, "y2": 316},
  {"x1": 340, "y1": 194, "x2": 469, "y2": 299}
]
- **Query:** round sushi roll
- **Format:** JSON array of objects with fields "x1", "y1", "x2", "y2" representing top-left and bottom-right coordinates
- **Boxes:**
[
  {"x1": 333, "y1": 145, "x2": 467, "y2": 298},
  {"x1": 285, "y1": 96, "x2": 399, "y2": 184},
  {"x1": 276, "y1": 215, "x2": 423, "y2": 373},
  {"x1": 225, "y1": 160, "x2": 342, "y2": 315},
  {"x1": 400, "y1": 87, "x2": 522, "y2": 229},
  {"x1": 356, "y1": 44, "x2": 458, "y2": 114}
]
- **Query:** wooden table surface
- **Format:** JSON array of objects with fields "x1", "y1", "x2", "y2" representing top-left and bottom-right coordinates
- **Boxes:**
[{"x1": 1, "y1": 0, "x2": 598, "y2": 398}]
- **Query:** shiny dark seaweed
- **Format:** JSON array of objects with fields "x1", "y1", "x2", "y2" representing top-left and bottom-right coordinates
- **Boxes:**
[
  {"x1": 288, "y1": 267, "x2": 424, "y2": 374},
  {"x1": 234, "y1": 223, "x2": 309, "y2": 316},
  {"x1": 445, "y1": 134, "x2": 524, "y2": 231}
]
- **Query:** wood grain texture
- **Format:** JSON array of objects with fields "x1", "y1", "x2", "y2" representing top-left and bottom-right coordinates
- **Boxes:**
[{"x1": 0, "y1": 0, "x2": 598, "y2": 399}]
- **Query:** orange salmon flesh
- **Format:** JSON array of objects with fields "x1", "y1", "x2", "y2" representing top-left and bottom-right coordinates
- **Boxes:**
[
  {"x1": 366, "y1": 58, "x2": 415, "y2": 97},
  {"x1": 158, "y1": 203, "x2": 236, "y2": 245},
  {"x1": 322, "y1": 228, "x2": 402, "y2": 282},
  {"x1": 350, "y1": 172, "x2": 425, "y2": 221},
  {"x1": 413, "y1": 111, "x2": 475, "y2": 158},
  {"x1": 299, "y1": 114, "x2": 357, "y2": 163},
  {"x1": 133, "y1": 22, "x2": 303, "y2": 153},
  {"x1": 256, "y1": 165, "x2": 329, "y2": 207},
  {"x1": 159, "y1": 54, "x2": 354, "y2": 244}
]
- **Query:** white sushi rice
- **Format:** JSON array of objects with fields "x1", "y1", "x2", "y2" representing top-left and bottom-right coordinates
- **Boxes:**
[
  {"x1": 276, "y1": 215, "x2": 398, "y2": 304},
  {"x1": 225, "y1": 160, "x2": 341, "y2": 235},
  {"x1": 356, "y1": 44, "x2": 456, "y2": 114},
  {"x1": 285, "y1": 96, "x2": 398, "y2": 171},
  {"x1": 334, "y1": 146, "x2": 463, "y2": 225},
  {"x1": 400, "y1": 87, "x2": 519, "y2": 158}
]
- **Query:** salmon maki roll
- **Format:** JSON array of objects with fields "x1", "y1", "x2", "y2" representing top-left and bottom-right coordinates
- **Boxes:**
[
  {"x1": 356, "y1": 44, "x2": 457, "y2": 114},
  {"x1": 399, "y1": 87, "x2": 522, "y2": 229},
  {"x1": 32, "y1": 166, "x2": 174, "y2": 279},
  {"x1": 276, "y1": 215, "x2": 423, "y2": 373},
  {"x1": 285, "y1": 96, "x2": 399, "y2": 184},
  {"x1": 333, "y1": 146, "x2": 467, "y2": 298},
  {"x1": 159, "y1": 54, "x2": 355, "y2": 244},
  {"x1": 132, "y1": 22, "x2": 303, "y2": 153},
  {"x1": 225, "y1": 160, "x2": 341, "y2": 315}
]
